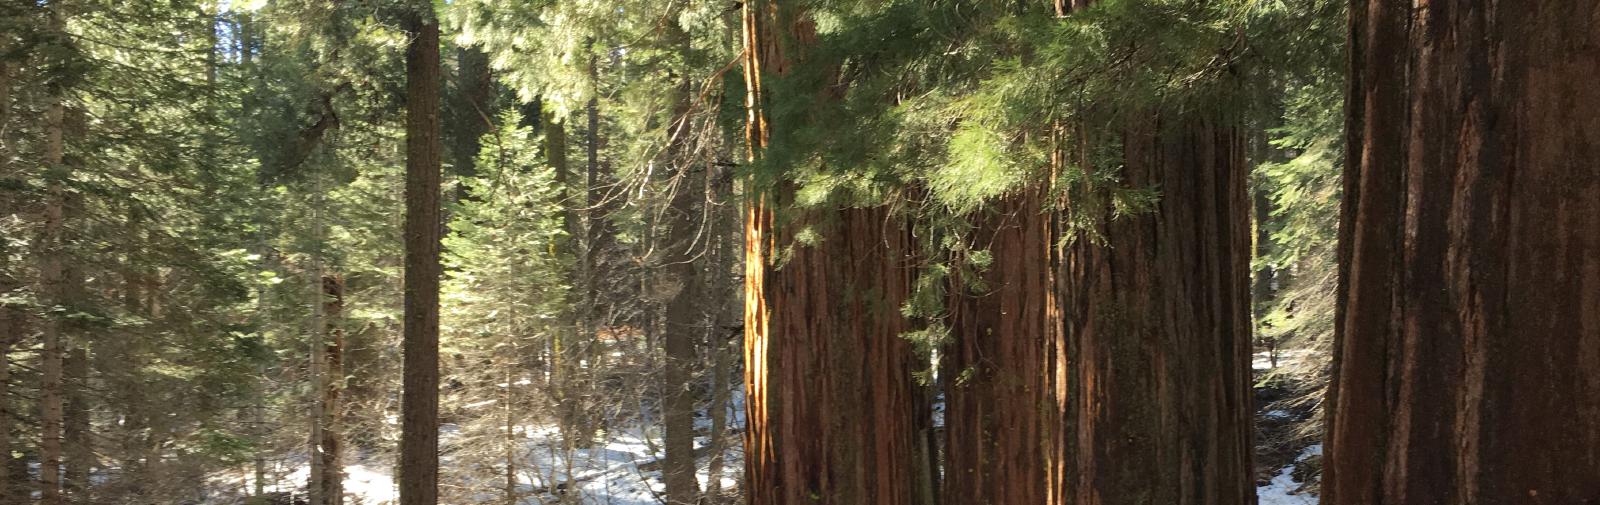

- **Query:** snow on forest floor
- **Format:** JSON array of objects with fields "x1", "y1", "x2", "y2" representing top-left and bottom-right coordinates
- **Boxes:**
[
  {"x1": 209, "y1": 377, "x2": 1321, "y2": 504},
  {"x1": 212, "y1": 424, "x2": 742, "y2": 505},
  {"x1": 209, "y1": 389, "x2": 746, "y2": 505},
  {"x1": 1256, "y1": 444, "x2": 1321, "y2": 504}
]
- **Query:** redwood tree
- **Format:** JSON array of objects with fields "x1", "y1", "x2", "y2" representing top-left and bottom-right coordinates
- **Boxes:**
[
  {"x1": 741, "y1": 1, "x2": 925, "y2": 503},
  {"x1": 942, "y1": 186, "x2": 1059, "y2": 505},
  {"x1": 1057, "y1": 119, "x2": 1255, "y2": 505},
  {"x1": 1324, "y1": 2, "x2": 1600, "y2": 503}
]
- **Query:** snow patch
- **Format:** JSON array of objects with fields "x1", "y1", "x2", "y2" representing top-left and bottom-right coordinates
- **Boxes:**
[{"x1": 1256, "y1": 444, "x2": 1320, "y2": 505}]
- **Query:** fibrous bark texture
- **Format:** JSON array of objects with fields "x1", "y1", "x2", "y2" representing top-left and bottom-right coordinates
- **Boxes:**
[
  {"x1": 1057, "y1": 118, "x2": 1254, "y2": 505},
  {"x1": 741, "y1": 2, "x2": 925, "y2": 503},
  {"x1": 943, "y1": 188, "x2": 1059, "y2": 505},
  {"x1": 1324, "y1": 3, "x2": 1600, "y2": 503},
  {"x1": 744, "y1": 203, "x2": 923, "y2": 505}
]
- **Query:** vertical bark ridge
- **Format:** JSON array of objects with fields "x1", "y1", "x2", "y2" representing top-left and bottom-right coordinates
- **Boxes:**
[
  {"x1": 1326, "y1": 2, "x2": 1600, "y2": 503},
  {"x1": 942, "y1": 187, "x2": 1058, "y2": 505},
  {"x1": 1060, "y1": 117, "x2": 1253, "y2": 505},
  {"x1": 741, "y1": 5, "x2": 923, "y2": 501}
]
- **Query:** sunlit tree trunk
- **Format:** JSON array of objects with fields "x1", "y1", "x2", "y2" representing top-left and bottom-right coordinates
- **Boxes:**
[
  {"x1": 1324, "y1": 2, "x2": 1600, "y2": 503},
  {"x1": 399, "y1": 6, "x2": 443, "y2": 505},
  {"x1": 741, "y1": 4, "x2": 924, "y2": 503}
]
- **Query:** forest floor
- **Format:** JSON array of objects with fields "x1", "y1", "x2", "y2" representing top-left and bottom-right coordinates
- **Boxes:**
[
  {"x1": 206, "y1": 365, "x2": 1320, "y2": 505},
  {"x1": 208, "y1": 391, "x2": 747, "y2": 505},
  {"x1": 1253, "y1": 351, "x2": 1323, "y2": 505}
]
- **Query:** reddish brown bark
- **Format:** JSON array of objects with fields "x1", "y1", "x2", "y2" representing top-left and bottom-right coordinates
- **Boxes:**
[
  {"x1": 399, "y1": 10, "x2": 442, "y2": 505},
  {"x1": 1324, "y1": 3, "x2": 1600, "y2": 504},
  {"x1": 1057, "y1": 118, "x2": 1254, "y2": 505},
  {"x1": 741, "y1": 4, "x2": 923, "y2": 503},
  {"x1": 942, "y1": 187, "x2": 1059, "y2": 505},
  {"x1": 745, "y1": 202, "x2": 923, "y2": 505}
]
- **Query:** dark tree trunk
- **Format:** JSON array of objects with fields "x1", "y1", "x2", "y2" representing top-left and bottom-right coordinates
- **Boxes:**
[
  {"x1": 660, "y1": 19, "x2": 702, "y2": 501},
  {"x1": 703, "y1": 165, "x2": 737, "y2": 505},
  {"x1": 1324, "y1": 3, "x2": 1600, "y2": 503},
  {"x1": 661, "y1": 174, "x2": 702, "y2": 505},
  {"x1": 451, "y1": 47, "x2": 493, "y2": 202},
  {"x1": 1057, "y1": 118, "x2": 1254, "y2": 505},
  {"x1": 38, "y1": 4, "x2": 69, "y2": 503},
  {"x1": 399, "y1": 9, "x2": 443, "y2": 505},
  {"x1": 0, "y1": 55, "x2": 16, "y2": 505},
  {"x1": 318, "y1": 275, "x2": 345, "y2": 505},
  {"x1": 942, "y1": 187, "x2": 1059, "y2": 505},
  {"x1": 63, "y1": 344, "x2": 89, "y2": 500}
]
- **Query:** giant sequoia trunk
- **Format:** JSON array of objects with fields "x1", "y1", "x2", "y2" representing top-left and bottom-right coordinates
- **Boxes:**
[
  {"x1": 1323, "y1": 3, "x2": 1600, "y2": 503},
  {"x1": 1057, "y1": 119, "x2": 1254, "y2": 505},
  {"x1": 744, "y1": 203, "x2": 923, "y2": 505},
  {"x1": 741, "y1": 2, "x2": 924, "y2": 503},
  {"x1": 942, "y1": 187, "x2": 1059, "y2": 505},
  {"x1": 399, "y1": 11, "x2": 443, "y2": 505}
]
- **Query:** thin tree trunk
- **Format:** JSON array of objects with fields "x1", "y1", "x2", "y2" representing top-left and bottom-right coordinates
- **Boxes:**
[
  {"x1": 453, "y1": 47, "x2": 493, "y2": 202},
  {"x1": 251, "y1": 220, "x2": 270, "y2": 500},
  {"x1": 541, "y1": 103, "x2": 582, "y2": 444},
  {"x1": 58, "y1": 104, "x2": 89, "y2": 501},
  {"x1": 566, "y1": 48, "x2": 608, "y2": 450},
  {"x1": 703, "y1": 164, "x2": 736, "y2": 505},
  {"x1": 1252, "y1": 189, "x2": 1275, "y2": 344},
  {"x1": 0, "y1": 323, "x2": 10, "y2": 505},
  {"x1": 308, "y1": 181, "x2": 327, "y2": 505},
  {"x1": 63, "y1": 343, "x2": 89, "y2": 501},
  {"x1": 659, "y1": 15, "x2": 703, "y2": 503},
  {"x1": 659, "y1": 169, "x2": 702, "y2": 505},
  {"x1": 112, "y1": 209, "x2": 152, "y2": 500},
  {"x1": 399, "y1": 8, "x2": 443, "y2": 505},
  {"x1": 0, "y1": 54, "x2": 15, "y2": 505},
  {"x1": 38, "y1": 3, "x2": 69, "y2": 503},
  {"x1": 503, "y1": 355, "x2": 517, "y2": 505},
  {"x1": 318, "y1": 275, "x2": 345, "y2": 505},
  {"x1": 1324, "y1": 3, "x2": 1600, "y2": 503}
]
